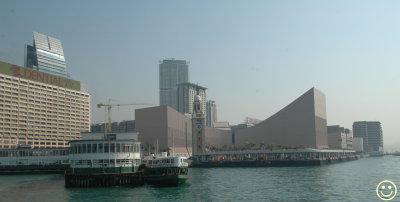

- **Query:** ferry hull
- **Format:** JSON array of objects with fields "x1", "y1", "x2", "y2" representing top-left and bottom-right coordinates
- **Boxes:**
[
  {"x1": 71, "y1": 166, "x2": 139, "y2": 174},
  {"x1": 145, "y1": 174, "x2": 188, "y2": 186}
]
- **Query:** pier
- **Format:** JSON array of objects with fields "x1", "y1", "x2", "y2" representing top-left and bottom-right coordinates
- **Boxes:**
[
  {"x1": 191, "y1": 149, "x2": 358, "y2": 167},
  {"x1": 64, "y1": 172, "x2": 144, "y2": 188}
]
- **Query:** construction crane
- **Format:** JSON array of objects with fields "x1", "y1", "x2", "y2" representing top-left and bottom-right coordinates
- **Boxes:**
[{"x1": 97, "y1": 100, "x2": 152, "y2": 133}]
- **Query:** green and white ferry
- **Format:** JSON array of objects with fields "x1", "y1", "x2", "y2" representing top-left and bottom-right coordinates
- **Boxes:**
[
  {"x1": 0, "y1": 145, "x2": 69, "y2": 174},
  {"x1": 69, "y1": 132, "x2": 141, "y2": 174},
  {"x1": 141, "y1": 152, "x2": 189, "y2": 186}
]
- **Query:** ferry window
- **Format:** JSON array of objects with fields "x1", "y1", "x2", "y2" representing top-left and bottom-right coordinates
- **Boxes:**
[
  {"x1": 93, "y1": 144, "x2": 97, "y2": 153},
  {"x1": 98, "y1": 143, "x2": 103, "y2": 153},
  {"x1": 82, "y1": 144, "x2": 87, "y2": 153},
  {"x1": 77, "y1": 144, "x2": 81, "y2": 153},
  {"x1": 122, "y1": 144, "x2": 126, "y2": 152},
  {"x1": 87, "y1": 144, "x2": 91, "y2": 153},
  {"x1": 104, "y1": 143, "x2": 109, "y2": 152},
  {"x1": 116, "y1": 143, "x2": 120, "y2": 152},
  {"x1": 129, "y1": 144, "x2": 133, "y2": 152},
  {"x1": 70, "y1": 146, "x2": 75, "y2": 154},
  {"x1": 74, "y1": 145, "x2": 77, "y2": 154},
  {"x1": 110, "y1": 143, "x2": 115, "y2": 153},
  {"x1": 171, "y1": 159, "x2": 174, "y2": 163}
]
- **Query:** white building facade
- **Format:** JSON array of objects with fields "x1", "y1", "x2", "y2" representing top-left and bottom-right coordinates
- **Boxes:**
[
  {"x1": 206, "y1": 100, "x2": 217, "y2": 127},
  {"x1": 177, "y1": 82, "x2": 206, "y2": 116}
]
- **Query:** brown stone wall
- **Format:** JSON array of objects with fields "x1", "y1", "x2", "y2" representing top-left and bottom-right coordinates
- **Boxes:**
[
  {"x1": 205, "y1": 127, "x2": 232, "y2": 147},
  {"x1": 135, "y1": 106, "x2": 192, "y2": 151}
]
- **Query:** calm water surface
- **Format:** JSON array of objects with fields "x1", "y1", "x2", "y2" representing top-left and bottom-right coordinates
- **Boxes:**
[{"x1": 0, "y1": 156, "x2": 399, "y2": 201}]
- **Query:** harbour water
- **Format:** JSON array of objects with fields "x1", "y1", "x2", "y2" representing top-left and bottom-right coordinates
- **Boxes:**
[{"x1": 0, "y1": 155, "x2": 399, "y2": 201}]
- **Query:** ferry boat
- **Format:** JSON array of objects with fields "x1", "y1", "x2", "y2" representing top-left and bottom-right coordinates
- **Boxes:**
[
  {"x1": 0, "y1": 145, "x2": 69, "y2": 174},
  {"x1": 68, "y1": 133, "x2": 141, "y2": 174},
  {"x1": 141, "y1": 152, "x2": 189, "y2": 186}
]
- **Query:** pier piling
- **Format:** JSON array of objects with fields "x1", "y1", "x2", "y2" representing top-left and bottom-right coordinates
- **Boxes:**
[{"x1": 65, "y1": 173, "x2": 144, "y2": 188}]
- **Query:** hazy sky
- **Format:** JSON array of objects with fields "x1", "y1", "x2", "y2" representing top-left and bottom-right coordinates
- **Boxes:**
[{"x1": 1, "y1": 1, "x2": 399, "y2": 148}]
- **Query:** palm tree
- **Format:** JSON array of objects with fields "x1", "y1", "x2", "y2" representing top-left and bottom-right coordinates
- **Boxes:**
[
  {"x1": 267, "y1": 143, "x2": 274, "y2": 151},
  {"x1": 259, "y1": 141, "x2": 265, "y2": 150}
]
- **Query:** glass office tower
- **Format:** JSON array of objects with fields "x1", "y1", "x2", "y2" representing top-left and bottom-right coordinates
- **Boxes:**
[{"x1": 24, "y1": 32, "x2": 69, "y2": 78}]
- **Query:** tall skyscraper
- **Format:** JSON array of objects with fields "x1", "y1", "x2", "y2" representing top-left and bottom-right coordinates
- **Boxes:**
[
  {"x1": 352, "y1": 121, "x2": 383, "y2": 153},
  {"x1": 25, "y1": 32, "x2": 69, "y2": 78},
  {"x1": 206, "y1": 100, "x2": 217, "y2": 127},
  {"x1": 177, "y1": 82, "x2": 206, "y2": 116},
  {"x1": 159, "y1": 59, "x2": 189, "y2": 110}
]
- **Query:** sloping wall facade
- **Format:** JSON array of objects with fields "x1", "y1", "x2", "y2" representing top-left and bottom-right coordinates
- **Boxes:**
[{"x1": 235, "y1": 88, "x2": 328, "y2": 149}]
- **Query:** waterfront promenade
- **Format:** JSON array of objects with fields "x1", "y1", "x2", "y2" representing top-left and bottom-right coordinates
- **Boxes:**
[{"x1": 191, "y1": 149, "x2": 358, "y2": 167}]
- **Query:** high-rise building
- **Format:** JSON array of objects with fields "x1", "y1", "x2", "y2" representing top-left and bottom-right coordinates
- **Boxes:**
[
  {"x1": 206, "y1": 100, "x2": 217, "y2": 127},
  {"x1": 0, "y1": 61, "x2": 90, "y2": 149},
  {"x1": 177, "y1": 82, "x2": 206, "y2": 116},
  {"x1": 25, "y1": 32, "x2": 69, "y2": 78},
  {"x1": 352, "y1": 121, "x2": 383, "y2": 153},
  {"x1": 159, "y1": 59, "x2": 189, "y2": 110}
]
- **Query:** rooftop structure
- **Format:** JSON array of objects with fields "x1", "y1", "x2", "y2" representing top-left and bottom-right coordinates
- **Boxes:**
[{"x1": 25, "y1": 32, "x2": 69, "y2": 78}]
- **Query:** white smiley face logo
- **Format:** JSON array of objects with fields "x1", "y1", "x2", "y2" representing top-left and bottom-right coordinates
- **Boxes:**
[{"x1": 376, "y1": 180, "x2": 397, "y2": 201}]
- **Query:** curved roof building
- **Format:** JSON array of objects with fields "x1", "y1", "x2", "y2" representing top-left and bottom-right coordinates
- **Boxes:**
[{"x1": 235, "y1": 87, "x2": 328, "y2": 149}]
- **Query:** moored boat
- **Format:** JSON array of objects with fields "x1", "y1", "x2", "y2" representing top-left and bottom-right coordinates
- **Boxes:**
[
  {"x1": 0, "y1": 145, "x2": 69, "y2": 174},
  {"x1": 141, "y1": 152, "x2": 188, "y2": 186}
]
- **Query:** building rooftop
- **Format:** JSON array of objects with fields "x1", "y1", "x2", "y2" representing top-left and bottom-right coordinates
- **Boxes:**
[{"x1": 177, "y1": 82, "x2": 207, "y2": 90}]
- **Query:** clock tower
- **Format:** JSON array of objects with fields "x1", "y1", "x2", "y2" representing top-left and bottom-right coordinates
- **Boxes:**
[{"x1": 192, "y1": 93, "x2": 206, "y2": 155}]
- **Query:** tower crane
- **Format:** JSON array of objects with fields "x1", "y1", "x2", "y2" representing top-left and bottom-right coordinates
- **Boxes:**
[{"x1": 97, "y1": 101, "x2": 152, "y2": 133}]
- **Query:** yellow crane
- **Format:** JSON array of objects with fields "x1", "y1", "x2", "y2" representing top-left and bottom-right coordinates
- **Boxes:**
[{"x1": 97, "y1": 100, "x2": 152, "y2": 133}]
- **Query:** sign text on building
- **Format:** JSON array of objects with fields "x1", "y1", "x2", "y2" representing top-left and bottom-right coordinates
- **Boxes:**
[{"x1": 0, "y1": 61, "x2": 81, "y2": 91}]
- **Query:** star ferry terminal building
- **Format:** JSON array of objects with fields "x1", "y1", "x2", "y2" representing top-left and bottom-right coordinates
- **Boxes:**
[{"x1": 0, "y1": 61, "x2": 90, "y2": 149}]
